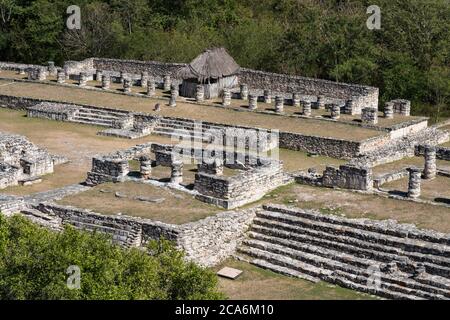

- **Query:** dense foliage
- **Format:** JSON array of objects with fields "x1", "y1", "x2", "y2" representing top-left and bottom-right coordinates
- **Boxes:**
[
  {"x1": 0, "y1": 0, "x2": 448, "y2": 119},
  {"x1": 0, "y1": 215, "x2": 224, "y2": 299}
]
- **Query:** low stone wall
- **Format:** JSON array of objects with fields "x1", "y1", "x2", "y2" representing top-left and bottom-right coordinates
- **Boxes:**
[
  {"x1": 322, "y1": 165, "x2": 373, "y2": 191},
  {"x1": 278, "y1": 131, "x2": 363, "y2": 158},
  {"x1": 239, "y1": 68, "x2": 379, "y2": 111},
  {"x1": 0, "y1": 61, "x2": 45, "y2": 73},
  {"x1": 373, "y1": 168, "x2": 409, "y2": 189},
  {"x1": 31, "y1": 201, "x2": 256, "y2": 267},
  {"x1": 387, "y1": 118, "x2": 429, "y2": 140},
  {"x1": 27, "y1": 102, "x2": 78, "y2": 121}
]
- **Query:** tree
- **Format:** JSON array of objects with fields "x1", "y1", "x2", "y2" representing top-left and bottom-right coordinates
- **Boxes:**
[{"x1": 0, "y1": 215, "x2": 225, "y2": 300}]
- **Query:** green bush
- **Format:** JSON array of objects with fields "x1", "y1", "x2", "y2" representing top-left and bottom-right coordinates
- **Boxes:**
[{"x1": 0, "y1": 215, "x2": 225, "y2": 300}]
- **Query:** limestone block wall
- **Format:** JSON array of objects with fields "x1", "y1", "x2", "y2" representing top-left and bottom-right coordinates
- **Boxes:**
[
  {"x1": 91, "y1": 58, "x2": 186, "y2": 81},
  {"x1": 0, "y1": 164, "x2": 20, "y2": 189},
  {"x1": 178, "y1": 208, "x2": 257, "y2": 266},
  {"x1": 387, "y1": 118, "x2": 429, "y2": 140},
  {"x1": 239, "y1": 68, "x2": 379, "y2": 111},
  {"x1": 32, "y1": 202, "x2": 257, "y2": 267},
  {"x1": 27, "y1": 102, "x2": 78, "y2": 121},
  {"x1": 278, "y1": 131, "x2": 364, "y2": 158},
  {"x1": 322, "y1": 165, "x2": 373, "y2": 191},
  {"x1": 0, "y1": 61, "x2": 45, "y2": 73}
]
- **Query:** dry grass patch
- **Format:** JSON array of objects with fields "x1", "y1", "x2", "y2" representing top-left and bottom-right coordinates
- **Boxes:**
[
  {"x1": 57, "y1": 181, "x2": 220, "y2": 224},
  {"x1": 215, "y1": 258, "x2": 377, "y2": 300},
  {"x1": 373, "y1": 156, "x2": 450, "y2": 176}
]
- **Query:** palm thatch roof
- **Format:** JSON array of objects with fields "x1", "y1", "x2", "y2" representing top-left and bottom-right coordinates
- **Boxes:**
[{"x1": 177, "y1": 47, "x2": 240, "y2": 82}]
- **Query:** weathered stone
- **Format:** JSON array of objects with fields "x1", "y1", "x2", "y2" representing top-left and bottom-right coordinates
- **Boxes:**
[
  {"x1": 170, "y1": 161, "x2": 183, "y2": 184},
  {"x1": 301, "y1": 100, "x2": 312, "y2": 117},
  {"x1": 123, "y1": 78, "x2": 132, "y2": 93},
  {"x1": 57, "y1": 70, "x2": 66, "y2": 84},
  {"x1": 330, "y1": 103, "x2": 340, "y2": 120},
  {"x1": 140, "y1": 71, "x2": 149, "y2": 87},
  {"x1": 222, "y1": 88, "x2": 231, "y2": 107},
  {"x1": 139, "y1": 155, "x2": 152, "y2": 179},
  {"x1": 263, "y1": 89, "x2": 272, "y2": 104},
  {"x1": 292, "y1": 93, "x2": 300, "y2": 107},
  {"x1": 407, "y1": 167, "x2": 421, "y2": 198},
  {"x1": 240, "y1": 84, "x2": 248, "y2": 100},
  {"x1": 79, "y1": 72, "x2": 88, "y2": 87},
  {"x1": 95, "y1": 69, "x2": 102, "y2": 81},
  {"x1": 423, "y1": 145, "x2": 436, "y2": 180},
  {"x1": 384, "y1": 102, "x2": 394, "y2": 119},
  {"x1": 196, "y1": 84, "x2": 204, "y2": 102},
  {"x1": 275, "y1": 96, "x2": 284, "y2": 113},
  {"x1": 147, "y1": 78, "x2": 156, "y2": 96},
  {"x1": 169, "y1": 88, "x2": 177, "y2": 107},
  {"x1": 361, "y1": 107, "x2": 378, "y2": 125},
  {"x1": 163, "y1": 74, "x2": 171, "y2": 91},
  {"x1": 101, "y1": 74, "x2": 110, "y2": 90},
  {"x1": 47, "y1": 61, "x2": 57, "y2": 76},
  {"x1": 316, "y1": 95, "x2": 325, "y2": 109},
  {"x1": 248, "y1": 94, "x2": 258, "y2": 110}
]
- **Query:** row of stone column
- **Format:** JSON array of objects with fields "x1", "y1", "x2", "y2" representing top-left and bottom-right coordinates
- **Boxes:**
[{"x1": 138, "y1": 156, "x2": 184, "y2": 184}]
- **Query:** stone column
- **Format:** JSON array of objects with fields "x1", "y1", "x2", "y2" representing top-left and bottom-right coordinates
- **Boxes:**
[
  {"x1": 101, "y1": 74, "x2": 110, "y2": 90},
  {"x1": 163, "y1": 74, "x2": 171, "y2": 91},
  {"x1": 222, "y1": 88, "x2": 231, "y2": 107},
  {"x1": 248, "y1": 94, "x2": 258, "y2": 110},
  {"x1": 27, "y1": 69, "x2": 34, "y2": 80},
  {"x1": 95, "y1": 69, "x2": 102, "y2": 81},
  {"x1": 275, "y1": 96, "x2": 284, "y2": 113},
  {"x1": 37, "y1": 68, "x2": 46, "y2": 81},
  {"x1": 18, "y1": 68, "x2": 25, "y2": 75},
  {"x1": 407, "y1": 167, "x2": 421, "y2": 198},
  {"x1": 79, "y1": 72, "x2": 87, "y2": 87},
  {"x1": 264, "y1": 89, "x2": 272, "y2": 103},
  {"x1": 344, "y1": 99, "x2": 354, "y2": 115},
  {"x1": 384, "y1": 102, "x2": 394, "y2": 119},
  {"x1": 196, "y1": 84, "x2": 204, "y2": 102},
  {"x1": 361, "y1": 107, "x2": 378, "y2": 124},
  {"x1": 123, "y1": 78, "x2": 132, "y2": 93},
  {"x1": 119, "y1": 71, "x2": 126, "y2": 84},
  {"x1": 423, "y1": 145, "x2": 437, "y2": 180},
  {"x1": 47, "y1": 61, "x2": 56, "y2": 76},
  {"x1": 330, "y1": 104, "x2": 340, "y2": 120},
  {"x1": 316, "y1": 95, "x2": 325, "y2": 109},
  {"x1": 240, "y1": 84, "x2": 248, "y2": 100},
  {"x1": 198, "y1": 159, "x2": 224, "y2": 175},
  {"x1": 141, "y1": 71, "x2": 149, "y2": 87},
  {"x1": 400, "y1": 100, "x2": 411, "y2": 116},
  {"x1": 57, "y1": 70, "x2": 66, "y2": 84},
  {"x1": 169, "y1": 87, "x2": 177, "y2": 107},
  {"x1": 139, "y1": 156, "x2": 152, "y2": 179},
  {"x1": 302, "y1": 100, "x2": 312, "y2": 117},
  {"x1": 292, "y1": 93, "x2": 301, "y2": 107},
  {"x1": 147, "y1": 78, "x2": 156, "y2": 96},
  {"x1": 170, "y1": 161, "x2": 183, "y2": 184}
]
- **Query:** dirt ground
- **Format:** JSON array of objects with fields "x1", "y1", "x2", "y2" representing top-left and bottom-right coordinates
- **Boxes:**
[
  {"x1": 214, "y1": 258, "x2": 377, "y2": 300},
  {"x1": 57, "y1": 181, "x2": 220, "y2": 224},
  {"x1": 0, "y1": 76, "x2": 383, "y2": 141},
  {"x1": 258, "y1": 183, "x2": 450, "y2": 233},
  {"x1": 383, "y1": 175, "x2": 450, "y2": 204}
]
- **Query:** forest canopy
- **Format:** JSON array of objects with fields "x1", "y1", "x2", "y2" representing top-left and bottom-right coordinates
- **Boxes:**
[{"x1": 0, "y1": 0, "x2": 448, "y2": 119}]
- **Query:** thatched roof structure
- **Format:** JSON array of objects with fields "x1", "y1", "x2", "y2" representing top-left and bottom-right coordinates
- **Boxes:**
[{"x1": 177, "y1": 47, "x2": 240, "y2": 82}]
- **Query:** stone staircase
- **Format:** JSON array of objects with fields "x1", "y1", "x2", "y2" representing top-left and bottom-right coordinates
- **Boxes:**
[
  {"x1": 71, "y1": 107, "x2": 130, "y2": 127},
  {"x1": 237, "y1": 204, "x2": 450, "y2": 300},
  {"x1": 62, "y1": 214, "x2": 143, "y2": 248},
  {"x1": 20, "y1": 207, "x2": 62, "y2": 231},
  {"x1": 152, "y1": 118, "x2": 215, "y2": 143}
]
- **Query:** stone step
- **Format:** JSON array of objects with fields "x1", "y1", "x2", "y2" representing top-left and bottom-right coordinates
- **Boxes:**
[
  {"x1": 250, "y1": 258, "x2": 321, "y2": 283},
  {"x1": 250, "y1": 222, "x2": 450, "y2": 277},
  {"x1": 256, "y1": 210, "x2": 450, "y2": 258},
  {"x1": 152, "y1": 129, "x2": 211, "y2": 143},
  {"x1": 238, "y1": 246, "x2": 423, "y2": 300},
  {"x1": 76, "y1": 111, "x2": 120, "y2": 121},
  {"x1": 20, "y1": 208, "x2": 62, "y2": 231},
  {"x1": 78, "y1": 107, "x2": 129, "y2": 117},
  {"x1": 244, "y1": 236, "x2": 450, "y2": 298},
  {"x1": 159, "y1": 119, "x2": 225, "y2": 131},
  {"x1": 71, "y1": 118, "x2": 113, "y2": 127},
  {"x1": 264, "y1": 205, "x2": 450, "y2": 246}
]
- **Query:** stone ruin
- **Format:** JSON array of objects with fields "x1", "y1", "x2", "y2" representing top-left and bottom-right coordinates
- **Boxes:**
[{"x1": 0, "y1": 132, "x2": 60, "y2": 189}]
